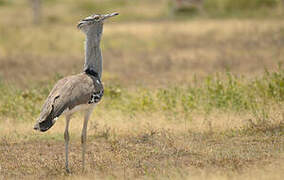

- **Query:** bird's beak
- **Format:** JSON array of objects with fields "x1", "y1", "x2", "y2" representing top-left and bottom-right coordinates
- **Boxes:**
[{"x1": 102, "y1": 12, "x2": 119, "y2": 21}]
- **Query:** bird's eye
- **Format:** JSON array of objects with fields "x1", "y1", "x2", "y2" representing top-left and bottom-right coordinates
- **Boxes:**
[{"x1": 94, "y1": 16, "x2": 100, "y2": 20}]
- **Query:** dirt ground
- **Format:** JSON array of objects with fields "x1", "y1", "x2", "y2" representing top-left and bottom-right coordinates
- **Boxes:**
[{"x1": 0, "y1": 127, "x2": 283, "y2": 179}]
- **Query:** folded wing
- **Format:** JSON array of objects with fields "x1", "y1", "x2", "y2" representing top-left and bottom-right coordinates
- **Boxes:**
[{"x1": 34, "y1": 73, "x2": 102, "y2": 132}]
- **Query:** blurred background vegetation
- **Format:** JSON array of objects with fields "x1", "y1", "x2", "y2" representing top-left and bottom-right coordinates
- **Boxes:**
[
  {"x1": 0, "y1": 0, "x2": 283, "y2": 25},
  {"x1": 0, "y1": 0, "x2": 283, "y2": 123},
  {"x1": 172, "y1": 0, "x2": 283, "y2": 17}
]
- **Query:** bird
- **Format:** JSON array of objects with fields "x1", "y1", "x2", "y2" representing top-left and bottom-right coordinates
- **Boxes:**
[{"x1": 33, "y1": 12, "x2": 119, "y2": 173}]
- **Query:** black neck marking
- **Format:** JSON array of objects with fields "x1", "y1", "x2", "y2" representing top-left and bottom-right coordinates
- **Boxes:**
[{"x1": 85, "y1": 69, "x2": 99, "y2": 78}]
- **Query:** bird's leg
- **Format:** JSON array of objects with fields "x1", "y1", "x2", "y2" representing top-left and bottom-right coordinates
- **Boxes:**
[
  {"x1": 81, "y1": 108, "x2": 92, "y2": 172},
  {"x1": 64, "y1": 115, "x2": 71, "y2": 173}
]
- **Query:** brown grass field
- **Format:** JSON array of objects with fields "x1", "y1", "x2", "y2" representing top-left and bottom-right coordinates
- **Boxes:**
[{"x1": 0, "y1": 0, "x2": 284, "y2": 179}]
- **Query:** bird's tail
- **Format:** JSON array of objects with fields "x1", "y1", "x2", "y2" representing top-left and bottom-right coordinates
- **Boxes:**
[
  {"x1": 34, "y1": 98, "x2": 58, "y2": 132},
  {"x1": 34, "y1": 113, "x2": 57, "y2": 132}
]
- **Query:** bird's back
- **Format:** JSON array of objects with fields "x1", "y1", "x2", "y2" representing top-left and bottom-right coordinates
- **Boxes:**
[{"x1": 34, "y1": 72, "x2": 103, "y2": 132}]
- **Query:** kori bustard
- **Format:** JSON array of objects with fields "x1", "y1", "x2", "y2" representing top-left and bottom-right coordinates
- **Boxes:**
[{"x1": 34, "y1": 12, "x2": 119, "y2": 173}]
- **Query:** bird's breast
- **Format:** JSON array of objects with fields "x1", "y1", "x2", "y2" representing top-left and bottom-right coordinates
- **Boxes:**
[{"x1": 63, "y1": 103, "x2": 96, "y2": 116}]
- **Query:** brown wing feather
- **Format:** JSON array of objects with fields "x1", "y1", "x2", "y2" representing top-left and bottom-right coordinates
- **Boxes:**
[{"x1": 34, "y1": 73, "x2": 103, "y2": 132}]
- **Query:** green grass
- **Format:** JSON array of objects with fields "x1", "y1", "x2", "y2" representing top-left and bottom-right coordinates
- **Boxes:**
[
  {"x1": 106, "y1": 68, "x2": 284, "y2": 114},
  {"x1": 1, "y1": 68, "x2": 283, "y2": 124}
]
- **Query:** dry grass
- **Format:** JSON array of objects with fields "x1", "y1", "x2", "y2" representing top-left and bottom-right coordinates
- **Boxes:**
[
  {"x1": 1, "y1": 20, "x2": 284, "y2": 87},
  {"x1": 0, "y1": 108, "x2": 283, "y2": 179},
  {"x1": 1, "y1": 0, "x2": 284, "y2": 179},
  {"x1": 0, "y1": 119, "x2": 283, "y2": 179}
]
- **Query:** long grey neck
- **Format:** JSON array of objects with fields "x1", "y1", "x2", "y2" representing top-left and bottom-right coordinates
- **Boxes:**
[{"x1": 84, "y1": 29, "x2": 103, "y2": 79}]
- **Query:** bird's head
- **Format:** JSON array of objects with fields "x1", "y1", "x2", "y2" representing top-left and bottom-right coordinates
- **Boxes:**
[{"x1": 77, "y1": 12, "x2": 119, "y2": 35}]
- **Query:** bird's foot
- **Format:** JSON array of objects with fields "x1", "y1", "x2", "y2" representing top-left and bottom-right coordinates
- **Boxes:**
[{"x1": 65, "y1": 167, "x2": 71, "y2": 174}]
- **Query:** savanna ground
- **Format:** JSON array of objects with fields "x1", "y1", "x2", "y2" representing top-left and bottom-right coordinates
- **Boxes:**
[{"x1": 0, "y1": 0, "x2": 284, "y2": 179}]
